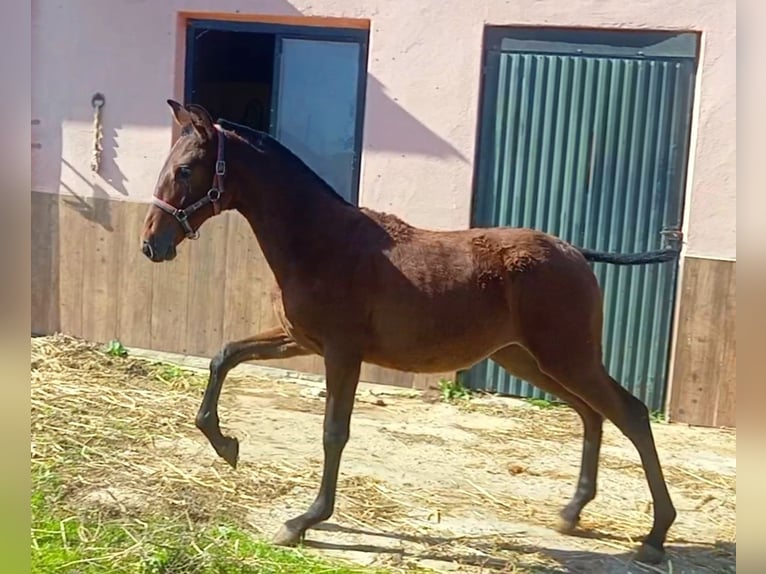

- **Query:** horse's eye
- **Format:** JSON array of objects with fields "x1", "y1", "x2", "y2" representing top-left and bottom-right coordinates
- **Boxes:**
[{"x1": 177, "y1": 166, "x2": 192, "y2": 180}]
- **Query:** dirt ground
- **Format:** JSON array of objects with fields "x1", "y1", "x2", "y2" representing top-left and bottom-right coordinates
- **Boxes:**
[{"x1": 32, "y1": 336, "x2": 736, "y2": 573}]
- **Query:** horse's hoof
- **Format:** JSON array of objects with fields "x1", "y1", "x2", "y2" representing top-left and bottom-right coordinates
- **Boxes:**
[
  {"x1": 215, "y1": 437, "x2": 239, "y2": 469},
  {"x1": 554, "y1": 515, "x2": 578, "y2": 534},
  {"x1": 633, "y1": 542, "x2": 665, "y2": 565},
  {"x1": 272, "y1": 523, "x2": 304, "y2": 547}
]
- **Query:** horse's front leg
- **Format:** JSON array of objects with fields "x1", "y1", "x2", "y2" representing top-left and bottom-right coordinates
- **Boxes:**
[
  {"x1": 272, "y1": 349, "x2": 361, "y2": 546},
  {"x1": 195, "y1": 326, "x2": 310, "y2": 468}
]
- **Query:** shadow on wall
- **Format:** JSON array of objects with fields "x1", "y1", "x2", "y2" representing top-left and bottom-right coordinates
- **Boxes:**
[
  {"x1": 32, "y1": 0, "x2": 468, "y2": 231},
  {"x1": 364, "y1": 75, "x2": 466, "y2": 160},
  {"x1": 61, "y1": 158, "x2": 115, "y2": 232},
  {"x1": 99, "y1": 119, "x2": 130, "y2": 197},
  {"x1": 269, "y1": 0, "x2": 468, "y2": 161}
]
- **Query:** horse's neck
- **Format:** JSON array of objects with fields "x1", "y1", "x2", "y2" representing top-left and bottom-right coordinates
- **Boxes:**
[{"x1": 237, "y1": 171, "x2": 358, "y2": 286}]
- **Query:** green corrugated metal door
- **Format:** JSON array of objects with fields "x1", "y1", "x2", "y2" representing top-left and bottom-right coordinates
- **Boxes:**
[{"x1": 465, "y1": 29, "x2": 699, "y2": 411}]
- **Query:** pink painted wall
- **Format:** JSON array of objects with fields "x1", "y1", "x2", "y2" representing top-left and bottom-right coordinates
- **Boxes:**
[{"x1": 31, "y1": 0, "x2": 735, "y2": 259}]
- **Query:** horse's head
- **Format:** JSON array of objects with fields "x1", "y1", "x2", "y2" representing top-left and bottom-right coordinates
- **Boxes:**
[{"x1": 141, "y1": 100, "x2": 232, "y2": 262}]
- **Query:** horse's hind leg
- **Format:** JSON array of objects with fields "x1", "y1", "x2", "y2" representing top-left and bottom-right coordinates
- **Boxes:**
[
  {"x1": 490, "y1": 344, "x2": 604, "y2": 533},
  {"x1": 196, "y1": 326, "x2": 310, "y2": 468},
  {"x1": 567, "y1": 367, "x2": 676, "y2": 564},
  {"x1": 524, "y1": 347, "x2": 676, "y2": 564},
  {"x1": 513, "y1": 257, "x2": 675, "y2": 564}
]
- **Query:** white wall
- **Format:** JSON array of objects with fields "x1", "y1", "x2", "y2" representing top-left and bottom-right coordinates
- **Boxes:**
[{"x1": 31, "y1": 0, "x2": 735, "y2": 258}]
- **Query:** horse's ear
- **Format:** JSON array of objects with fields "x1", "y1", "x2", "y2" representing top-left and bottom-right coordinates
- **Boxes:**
[
  {"x1": 185, "y1": 104, "x2": 216, "y2": 140},
  {"x1": 167, "y1": 99, "x2": 192, "y2": 127}
]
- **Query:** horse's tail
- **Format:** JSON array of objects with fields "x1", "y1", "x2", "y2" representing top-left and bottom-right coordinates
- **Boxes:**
[{"x1": 576, "y1": 247, "x2": 680, "y2": 266}]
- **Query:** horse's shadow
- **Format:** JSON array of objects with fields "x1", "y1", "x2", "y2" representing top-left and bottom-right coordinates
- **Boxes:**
[{"x1": 306, "y1": 523, "x2": 736, "y2": 573}]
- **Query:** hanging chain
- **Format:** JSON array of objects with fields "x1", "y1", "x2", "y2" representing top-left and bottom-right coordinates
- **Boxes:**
[{"x1": 90, "y1": 93, "x2": 105, "y2": 173}]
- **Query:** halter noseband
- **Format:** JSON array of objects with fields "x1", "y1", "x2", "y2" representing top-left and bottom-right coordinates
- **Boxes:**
[{"x1": 151, "y1": 124, "x2": 227, "y2": 240}]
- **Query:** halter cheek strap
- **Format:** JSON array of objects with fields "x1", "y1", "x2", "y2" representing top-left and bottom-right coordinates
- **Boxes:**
[{"x1": 151, "y1": 124, "x2": 227, "y2": 240}]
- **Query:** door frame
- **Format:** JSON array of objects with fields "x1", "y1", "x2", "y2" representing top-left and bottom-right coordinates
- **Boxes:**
[{"x1": 176, "y1": 13, "x2": 370, "y2": 206}]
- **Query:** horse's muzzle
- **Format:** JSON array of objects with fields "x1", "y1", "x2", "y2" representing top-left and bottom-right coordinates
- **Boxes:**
[{"x1": 141, "y1": 238, "x2": 176, "y2": 262}]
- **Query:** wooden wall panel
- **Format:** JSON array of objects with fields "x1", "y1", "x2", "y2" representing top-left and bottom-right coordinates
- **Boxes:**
[
  {"x1": 57, "y1": 196, "x2": 86, "y2": 336},
  {"x1": 221, "y1": 211, "x2": 268, "y2": 342},
  {"x1": 31, "y1": 191, "x2": 59, "y2": 334},
  {"x1": 31, "y1": 191, "x2": 465, "y2": 392},
  {"x1": 80, "y1": 198, "x2": 121, "y2": 344},
  {"x1": 150, "y1": 228, "x2": 191, "y2": 355},
  {"x1": 184, "y1": 214, "x2": 229, "y2": 357},
  {"x1": 115, "y1": 202, "x2": 154, "y2": 350},
  {"x1": 668, "y1": 256, "x2": 736, "y2": 428}
]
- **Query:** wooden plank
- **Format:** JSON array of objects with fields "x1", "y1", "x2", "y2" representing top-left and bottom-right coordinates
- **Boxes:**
[
  {"x1": 712, "y1": 264, "x2": 736, "y2": 428},
  {"x1": 115, "y1": 201, "x2": 154, "y2": 350},
  {"x1": 221, "y1": 213, "x2": 270, "y2": 344},
  {"x1": 79, "y1": 195, "x2": 121, "y2": 344},
  {"x1": 150, "y1": 229, "x2": 191, "y2": 356},
  {"x1": 360, "y1": 363, "x2": 412, "y2": 388},
  {"x1": 668, "y1": 257, "x2": 736, "y2": 428},
  {"x1": 360, "y1": 364, "x2": 457, "y2": 390},
  {"x1": 180, "y1": 11, "x2": 371, "y2": 30},
  {"x1": 57, "y1": 195, "x2": 86, "y2": 336},
  {"x1": 184, "y1": 214, "x2": 229, "y2": 358},
  {"x1": 269, "y1": 355, "x2": 326, "y2": 377},
  {"x1": 31, "y1": 192, "x2": 59, "y2": 334}
]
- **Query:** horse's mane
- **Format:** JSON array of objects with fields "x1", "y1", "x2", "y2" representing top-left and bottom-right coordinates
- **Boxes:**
[{"x1": 216, "y1": 118, "x2": 352, "y2": 207}]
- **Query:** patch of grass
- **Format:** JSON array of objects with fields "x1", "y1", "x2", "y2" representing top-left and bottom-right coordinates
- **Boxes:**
[
  {"x1": 31, "y1": 465, "x2": 420, "y2": 574},
  {"x1": 437, "y1": 378, "x2": 471, "y2": 402},
  {"x1": 104, "y1": 339, "x2": 128, "y2": 358},
  {"x1": 100, "y1": 336, "x2": 205, "y2": 390},
  {"x1": 650, "y1": 409, "x2": 666, "y2": 423},
  {"x1": 154, "y1": 362, "x2": 194, "y2": 384}
]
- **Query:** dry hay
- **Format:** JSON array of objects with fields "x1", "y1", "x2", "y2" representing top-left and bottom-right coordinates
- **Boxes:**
[
  {"x1": 378, "y1": 428, "x2": 449, "y2": 448},
  {"x1": 31, "y1": 334, "x2": 735, "y2": 573},
  {"x1": 420, "y1": 405, "x2": 735, "y2": 572},
  {"x1": 31, "y1": 334, "x2": 407, "y2": 535}
]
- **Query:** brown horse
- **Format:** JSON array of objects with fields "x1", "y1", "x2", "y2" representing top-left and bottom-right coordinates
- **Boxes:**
[{"x1": 141, "y1": 100, "x2": 677, "y2": 565}]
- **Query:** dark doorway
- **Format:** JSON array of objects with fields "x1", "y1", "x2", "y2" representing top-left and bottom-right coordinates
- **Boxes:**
[
  {"x1": 185, "y1": 19, "x2": 369, "y2": 204},
  {"x1": 188, "y1": 30, "x2": 276, "y2": 133}
]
